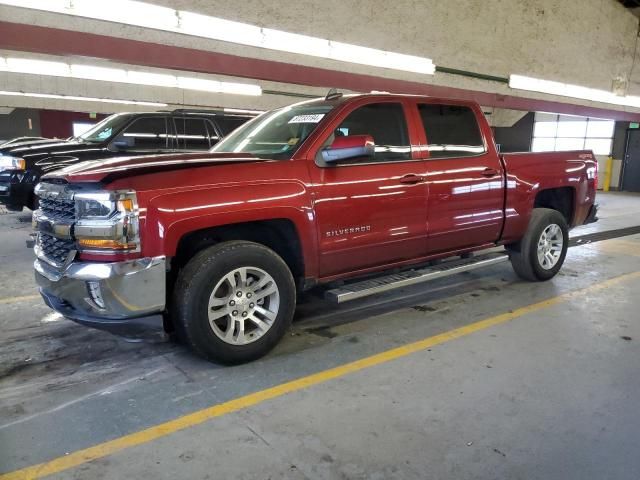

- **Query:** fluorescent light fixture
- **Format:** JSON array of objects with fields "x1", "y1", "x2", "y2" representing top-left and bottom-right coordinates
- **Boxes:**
[
  {"x1": 261, "y1": 28, "x2": 330, "y2": 58},
  {"x1": 70, "y1": 64, "x2": 127, "y2": 82},
  {"x1": 0, "y1": 56, "x2": 262, "y2": 96},
  {"x1": 6, "y1": 57, "x2": 71, "y2": 76},
  {"x1": 510, "y1": 74, "x2": 640, "y2": 109},
  {"x1": 223, "y1": 107, "x2": 266, "y2": 115},
  {"x1": 180, "y1": 11, "x2": 265, "y2": 47},
  {"x1": 127, "y1": 70, "x2": 176, "y2": 88},
  {"x1": 177, "y1": 77, "x2": 262, "y2": 96},
  {"x1": 174, "y1": 76, "x2": 254, "y2": 96},
  {"x1": 0, "y1": 0, "x2": 436, "y2": 75},
  {"x1": 0, "y1": 90, "x2": 167, "y2": 107}
]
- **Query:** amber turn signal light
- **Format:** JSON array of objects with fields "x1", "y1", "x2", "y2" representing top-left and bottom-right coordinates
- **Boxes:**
[
  {"x1": 117, "y1": 198, "x2": 134, "y2": 212},
  {"x1": 77, "y1": 239, "x2": 136, "y2": 250}
]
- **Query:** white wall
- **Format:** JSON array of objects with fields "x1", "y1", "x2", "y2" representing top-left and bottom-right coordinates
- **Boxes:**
[
  {"x1": 612, "y1": 158, "x2": 623, "y2": 189},
  {"x1": 596, "y1": 157, "x2": 624, "y2": 190}
]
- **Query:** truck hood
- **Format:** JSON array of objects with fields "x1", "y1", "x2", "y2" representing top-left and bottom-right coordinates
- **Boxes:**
[
  {"x1": 0, "y1": 139, "x2": 83, "y2": 157},
  {"x1": 0, "y1": 138, "x2": 60, "y2": 151},
  {"x1": 43, "y1": 151, "x2": 263, "y2": 183}
]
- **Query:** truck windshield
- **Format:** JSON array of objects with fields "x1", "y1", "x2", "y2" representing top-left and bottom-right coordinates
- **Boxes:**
[
  {"x1": 211, "y1": 103, "x2": 335, "y2": 159},
  {"x1": 76, "y1": 114, "x2": 132, "y2": 144}
]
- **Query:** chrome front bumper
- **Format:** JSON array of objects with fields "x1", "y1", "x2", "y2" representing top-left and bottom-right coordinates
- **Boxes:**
[{"x1": 35, "y1": 256, "x2": 167, "y2": 338}]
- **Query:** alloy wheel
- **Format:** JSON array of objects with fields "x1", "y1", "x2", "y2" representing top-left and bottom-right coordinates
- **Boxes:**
[
  {"x1": 536, "y1": 223, "x2": 564, "y2": 270},
  {"x1": 207, "y1": 266, "x2": 280, "y2": 345}
]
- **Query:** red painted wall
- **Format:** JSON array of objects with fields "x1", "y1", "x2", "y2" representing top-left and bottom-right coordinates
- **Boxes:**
[{"x1": 39, "y1": 110, "x2": 108, "y2": 139}]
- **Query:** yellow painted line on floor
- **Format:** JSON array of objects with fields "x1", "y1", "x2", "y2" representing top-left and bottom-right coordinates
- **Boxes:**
[
  {"x1": 2, "y1": 269, "x2": 640, "y2": 480},
  {"x1": 0, "y1": 294, "x2": 40, "y2": 305}
]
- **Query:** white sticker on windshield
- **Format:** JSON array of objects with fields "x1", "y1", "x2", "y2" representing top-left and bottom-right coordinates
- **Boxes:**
[{"x1": 288, "y1": 114, "x2": 325, "y2": 124}]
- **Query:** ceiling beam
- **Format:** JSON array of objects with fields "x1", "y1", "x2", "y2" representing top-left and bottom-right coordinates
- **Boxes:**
[{"x1": 0, "y1": 21, "x2": 638, "y2": 121}]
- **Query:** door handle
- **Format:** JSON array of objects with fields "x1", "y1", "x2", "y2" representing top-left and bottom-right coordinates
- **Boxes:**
[
  {"x1": 481, "y1": 168, "x2": 499, "y2": 177},
  {"x1": 399, "y1": 174, "x2": 425, "y2": 184}
]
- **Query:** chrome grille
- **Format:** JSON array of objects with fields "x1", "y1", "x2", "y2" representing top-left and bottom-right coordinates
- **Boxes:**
[
  {"x1": 38, "y1": 196, "x2": 75, "y2": 222},
  {"x1": 38, "y1": 233, "x2": 75, "y2": 266}
]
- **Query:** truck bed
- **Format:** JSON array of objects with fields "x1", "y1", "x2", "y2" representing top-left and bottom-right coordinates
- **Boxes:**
[{"x1": 499, "y1": 150, "x2": 597, "y2": 242}]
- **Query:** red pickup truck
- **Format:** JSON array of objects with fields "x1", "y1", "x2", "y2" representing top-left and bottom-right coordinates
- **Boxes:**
[{"x1": 33, "y1": 93, "x2": 598, "y2": 364}]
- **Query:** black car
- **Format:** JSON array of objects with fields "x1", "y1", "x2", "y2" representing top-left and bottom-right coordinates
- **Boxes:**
[
  {"x1": 0, "y1": 136, "x2": 54, "y2": 147},
  {"x1": 0, "y1": 110, "x2": 254, "y2": 211}
]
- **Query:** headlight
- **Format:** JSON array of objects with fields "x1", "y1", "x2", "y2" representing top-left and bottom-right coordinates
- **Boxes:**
[
  {"x1": 0, "y1": 155, "x2": 26, "y2": 171},
  {"x1": 74, "y1": 191, "x2": 140, "y2": 253},
  {"x1": 75, "y1": 192, "x2": 114, "y2": 219}
]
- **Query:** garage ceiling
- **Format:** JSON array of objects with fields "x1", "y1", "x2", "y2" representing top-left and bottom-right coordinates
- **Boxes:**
[{"x1": 0, "y1": 1, "x2": 640, "y2": 120}]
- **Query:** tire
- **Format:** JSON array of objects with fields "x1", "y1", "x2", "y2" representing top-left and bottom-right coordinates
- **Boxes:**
[
  {"x1": 508, "y1": 208, "x2": 568, "y2": 282},
  {"x1": 172, "y1": 241, "x2": 296, "y2": 364},
  {"x1": 28, "y1": 195, "x2": 39, "y2": 211},
  {"x1": 4, "y1": 204, "x2": 23, "y2": 212}
]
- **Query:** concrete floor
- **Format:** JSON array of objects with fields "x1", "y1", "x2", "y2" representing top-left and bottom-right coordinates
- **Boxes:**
[
  {"x1": 572, "y1": 191, "x2": 640, "y2": 235},
  {"x1": 1, "y1": 192, "x2": 640, "y2": 479}
]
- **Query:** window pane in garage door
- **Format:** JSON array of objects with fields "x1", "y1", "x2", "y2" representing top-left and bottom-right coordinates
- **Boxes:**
[
  {"x1": 532, "y1": 113, "x2": 613, "y2": 155},
  {"x1": 555, "y1": 137, "x2": 585, "y2": 151},
  {"x1": 533, "y1": 113, "x2": 558, "y2": 137},
  {"x1": 584, "y1": 138, "x2": 612, "y2": 156},
  {"x1": 557, "y1": 115, "x2": 587, "y2": 138},
  {"x1": 586, "y1": 119, "x2": 615, "y2": 138},
  {"x1": 532, "y1": 137, "x2": 555, "y2": 152}
]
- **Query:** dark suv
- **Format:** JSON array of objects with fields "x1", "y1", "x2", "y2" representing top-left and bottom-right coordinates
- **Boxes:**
[{"x1": 0, "y1": 110, "x2": 254, "y2": 211}]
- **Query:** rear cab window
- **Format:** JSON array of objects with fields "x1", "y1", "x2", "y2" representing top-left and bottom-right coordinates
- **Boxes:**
[{"x1": 418, "y1": 104, "x2": 486, "y2": 158}]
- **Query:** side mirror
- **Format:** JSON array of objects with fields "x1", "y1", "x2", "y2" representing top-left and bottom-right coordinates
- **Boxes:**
[
  {"x1": 109, "y1": 136, "x2": 134, "y2": 151},
  {"x1": 321, "y1": 135, "x2": 375, "y2": 163}
]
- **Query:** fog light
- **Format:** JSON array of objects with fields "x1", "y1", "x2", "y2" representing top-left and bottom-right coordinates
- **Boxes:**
[{"x1": 87, "y1": 281, "x2": 105, "y2": 309}]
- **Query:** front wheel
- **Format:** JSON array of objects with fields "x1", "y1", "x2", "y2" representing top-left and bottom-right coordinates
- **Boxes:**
[
  {"x1": 508, "y1": 208, "x2": 568, "y2": 281},
  {"x1": 28, "y1": 194, "x2": 39, "y2": 211},
  {"x1": 172, "y1": 241, "x2": 296, "y2": 364}
]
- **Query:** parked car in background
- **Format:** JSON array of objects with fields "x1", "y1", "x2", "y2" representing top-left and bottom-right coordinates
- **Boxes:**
[
  {"x1": 32, "y1": 93, "x2": 598, "y2": 364},
  {"x1": 0, "y1": 109, "x2": 255, "y2": 211},
  {"x1": 0, "y1": 137, "x2": 63, "y2": 173}
]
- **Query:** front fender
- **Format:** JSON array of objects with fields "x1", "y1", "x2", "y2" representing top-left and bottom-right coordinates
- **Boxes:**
[{"x1": 141, "y1": 181, "x2": 319, "y2": 277}]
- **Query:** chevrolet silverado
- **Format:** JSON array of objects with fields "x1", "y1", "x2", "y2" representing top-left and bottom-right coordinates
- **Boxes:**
[{"x1": 32, "y1": 93, "x2": 598, "y2": 364}]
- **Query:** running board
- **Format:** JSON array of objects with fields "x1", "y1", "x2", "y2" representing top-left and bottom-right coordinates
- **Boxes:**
[{"x1": 324, "y1": 252, "x2": 510, "y2": 304}]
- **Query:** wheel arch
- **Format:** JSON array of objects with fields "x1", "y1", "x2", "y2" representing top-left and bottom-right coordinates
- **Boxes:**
[
  {"x1": 533, "y1": 186, "x2": 575, "y2": 225},
  {"x1": 171, "y1": 218, "x2": 307, "y2": 285}
]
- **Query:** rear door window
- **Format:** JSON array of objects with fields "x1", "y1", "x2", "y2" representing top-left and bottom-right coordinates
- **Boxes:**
[
  {"x1": 418, "y1": 104, "x2": 485, "y2": 158},
  {"x1": 174, "y1": 117, "x2": 213, "y2": 150},
  {"x1": 117, "y1": 117, "x2": 169, "y2": 150},
  {"x1": 205, "y1": 120, "x2": 222, "y2": 147}
]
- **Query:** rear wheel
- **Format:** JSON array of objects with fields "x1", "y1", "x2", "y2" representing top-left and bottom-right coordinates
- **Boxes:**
[
  {"x1": 508, "y1": 208, "x2": 568, "y2": 281},
  {"x1": 4, "y1": 204, "x2": 22, "y2": 212},
  {"x1": 172, "y1": 241, "x2": 296, "y2": 364}
]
